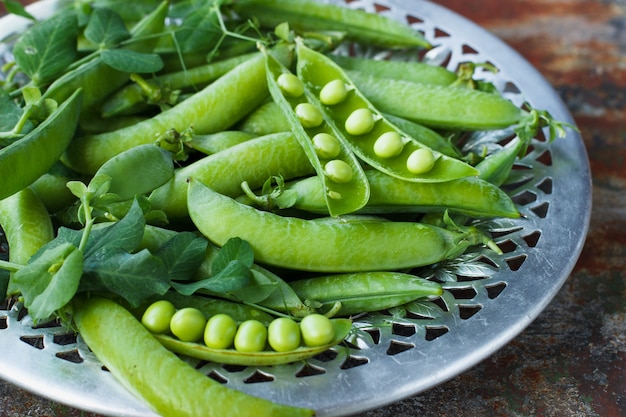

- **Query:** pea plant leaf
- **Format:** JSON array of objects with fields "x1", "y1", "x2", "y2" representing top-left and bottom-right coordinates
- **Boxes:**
[
  {"x1": 1, "y1": 0, "x2": 35, "y2": 20},
  {"x1": 171, "y1": 259, "x2": 252, "y2": 296},
  {"x1": 211, "y1": 237, "x2": 254, "y2": 274},
  {"x1": 100, "y1": 49, "x2": 164, "y2": 73},
  {"x1": 68, "y1": 200, "x2": 144, "y2": 259},
  {"x1": 12, "y1": 12, "x2": 79, "y2": 86},
  {"x1": 84, "y1": 7, "x2": 131, "y2": 49},
  {"x1": 11, "y1": 242, "x2": 83, "y2": 321},
  {"x1": 81, "y1": 247, "x2": 170, "y2": 307},
  {"x1": 154, "y1": 232, "x2": 209, "y2": 282},
  {"x1": 170, "y1": 1, "x2": 223, "y2": 53}
]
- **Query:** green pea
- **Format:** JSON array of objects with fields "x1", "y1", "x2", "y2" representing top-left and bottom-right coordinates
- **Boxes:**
[
  {"x1": 294, "y1": 102, "x2": 324, "y2": 128},
  {"x1": 300, "y1": 314, "x2": 335, "y2": 347},
  {"x1": 373, "y1": 131, "x2": 404, "y2": 158},
  {"x1": 312, "y1": 132, "x2": 341, "y2": 159},
  {"x1": 345, "y1": 108, "x2": 375, "y2": 135},
  {"x1": 204, "y1": 313, "x2": 237, "y2": 349},
  {"x1": 406, "y1": 148, "x2": 436, "y2": 174},
  {"x1": 267, "y1": 317, "x2": 301, "y2": 352},
  {"x1": 170, "y1": 307, "x2": 207, "y2": 342},
  {"x1": 234, "y1": 320, "x2": 268, "y2": 353},
  {"x1": 277, "y1": 72, "x2": 304, "y2": 97},
  {"x1": 324, "y1": 159, "x2": 353, "y2": 183},
  {"x1": 141, "y1": 300, "x2": 176, "y2": 334},
  {"x1": 319, "y1": 79, "x2": 347, "y2": 105}
]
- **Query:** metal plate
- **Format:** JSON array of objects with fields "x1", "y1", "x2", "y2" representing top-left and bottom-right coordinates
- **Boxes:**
[{"x1": 0, "y1": 0, "x2": 592, "y2": 416}]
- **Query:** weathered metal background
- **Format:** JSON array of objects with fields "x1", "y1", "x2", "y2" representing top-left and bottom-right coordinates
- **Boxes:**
[{"x1": 1, "y1": 0, "x2": 624, "y2": 416}]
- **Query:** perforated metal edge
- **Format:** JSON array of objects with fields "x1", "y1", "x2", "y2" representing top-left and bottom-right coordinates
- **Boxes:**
[{"x1": 0, "y1": 1, "x2": 591, "y2": 416}]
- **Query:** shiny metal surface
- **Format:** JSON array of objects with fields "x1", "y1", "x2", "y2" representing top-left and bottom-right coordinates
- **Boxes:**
[{"x1": 0, "y1": 0, "x2": 592, "y2": 416}]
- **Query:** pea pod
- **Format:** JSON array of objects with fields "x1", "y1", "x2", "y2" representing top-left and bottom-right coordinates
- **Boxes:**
[
  {"x1": 72, "y1": 295, "x2": 314, "y2": 417},
  {"x1": 188, "y1": 178, "x2": 492, "y2": 273},
  {"x1": 149, "y1": 132, "x2": 314, "y2": 221},
  {"x1": 63, "y1": 48, "x2": 291, "y2": 175},
  {"x1": 227, "y1": 0, "x2": 430, "y2": 49},
  {"x1": 330, "y1": 54, "x2": 457, "y2": 86},
  {"x1": 295, "y1": 41, "x2": 479, "y2": 183},
  {"x1": 476, "y1": 136, "x2": 527, "y2": 186},
  {"x1": 290, "y1": 272, "x2": 443, "y2": 317},
  {"x1": 95, "y1": 143, "x2": 174, "y2": 201},
  {"x1": 100, "y1": 52, "x2": 258, "y2": 119},
  {"x1": 187, "y1": 131, "x2": 257, "y2": 156},
  {"x1": 286, "y1": 170, "x2": 520, "y2": 219},
  {"x1": 347, "y1": 69, "x2": 524, "y2": 130},
  {"x1": 0, "y1": 188, "x2": 54, "y2": 296},
  {"x1": 237, "y1": 101, "x2": 292, "y2": 136},
  {"x1": 153, "y1": 318, "x2": 352, "y2": 366},
  {"x1": 0, "y1": 88, "x2": 82, "y2": 201},
  {"x1": 265, "y1": 49, "x2": 370, "y2": 216}
]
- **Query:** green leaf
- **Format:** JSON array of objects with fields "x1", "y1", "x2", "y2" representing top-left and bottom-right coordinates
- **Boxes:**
[
  {"x1": 172, "y1": 3, "x2": 222, "y2": 53},
  {"x1": 66, "y1": 198, "x2": 146, "y2": 257},
  {"x1": 1, "y1": 0, "x2": 36, "y2": 20},
  {"x1": 0, "y1": 93, "x2": 33, "y2": 145},
  {"x1": 12, "y1": 12, "x2": 79, "y2": 85},
  {"x1": 81, "y1": 247, "x2": 169, "y2": 307},
  {"x1": 154, "y1": 232, "x2": 208, "y2": 281},
  {"x1": 100, "y1": 49, "x2": 163, "y2": 73},
  {"x1": 211, "y1": 237, "x2": 254, "y2": 274},
  {"x1": 84, "y1": 7, "x2": 131, "y2": 48},
  {"x1": 172, "y1": 259, "x2": 251, "y2": 296},
  {"x1": 229, "y1": 283, "x2": 278, "y2": 304},
  {"x1": 11, "y1": 242, "x2": 83, "y2": 321}
]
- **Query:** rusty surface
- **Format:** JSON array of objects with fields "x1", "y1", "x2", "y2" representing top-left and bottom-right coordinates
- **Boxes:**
[{"x1": 1, "y1": 0, "x2": 625, "y2": 416}]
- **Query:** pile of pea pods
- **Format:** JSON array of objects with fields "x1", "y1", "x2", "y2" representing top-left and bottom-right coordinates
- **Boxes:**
[{"x1": 0, "y1": 0, "x2": 573, "y2": 415}]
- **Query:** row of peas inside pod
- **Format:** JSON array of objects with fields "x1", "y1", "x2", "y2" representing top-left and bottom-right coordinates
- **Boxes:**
[{"x1": 140, "y1": 300, "x2": 352, "y2": 366}]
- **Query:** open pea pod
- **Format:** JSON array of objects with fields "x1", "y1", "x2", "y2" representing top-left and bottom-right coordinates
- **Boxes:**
[
  {"x1": 264, "y1": 49, "x2": 369, "y2": 217},
  {"x1": 295, "y1": 40, "x2": 479, "y2": 183},
  {"x1": 0, "y1": 89, "x2": 82, "y2": 201},
  {"x1": 154, "y1": 318, "x2": 352, "y2": 366}
]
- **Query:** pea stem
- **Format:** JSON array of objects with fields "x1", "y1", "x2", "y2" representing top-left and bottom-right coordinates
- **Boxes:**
[
  {"x1": 78, "y1": 196, "x2": 95, "y2": 254},
  {"x1": 0, "y1": 259, "x2": 22, "y2": 272}
]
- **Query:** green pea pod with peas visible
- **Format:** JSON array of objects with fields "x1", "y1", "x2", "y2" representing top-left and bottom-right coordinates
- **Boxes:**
[
  {"x1": 227, "y1": 0, "x2": 430, "y2": 49},
  {"x1": 63, "y1": 48, "x2": 292, "y2": 175},
  {"x1": 290, "y1": 272, "x2": 443, "y2": 317},
  {"x1": 295, "y1": 40, "x2": 479, "y2": 183},
  {"x1": 149, "y1": 132, "x2": 314, "y2": 221},
  {"x1": 72, "y1": 295, "x2": 315, "y2": 417},
  {"x1": 141, "y1": 291, "x2": 275, "y2": 325},
  {"x1": 286, "y1": 170, "x2": 520, "y2": 219},
  {"x1": 154, "y1": 318, "x2": 351, "y2": 366},
  {"x1": 347, "y1": 70, "x2": 525, "y2": 130},
  {"x1": 188, "y1": 178, "x2": 492, "y2": 273},
  {"x1": 265, "y1": 48, "x2": 370, "y2": 216},
  {"x1": 0, "y1": 88, "x2": 82, "y2": 201}
]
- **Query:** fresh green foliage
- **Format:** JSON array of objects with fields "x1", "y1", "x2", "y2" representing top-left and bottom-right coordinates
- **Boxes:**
[
  {"x1": 12, "y1": 13, "x2": 79, "y2": 86},
  {"x1": 0, "y1": 0, "x2": 35, "y2": 20},
  {"x1": 84, "y1": 7, "x2": 131, "y2": 48},
  {"x1": 101, "y1": 49, "x2": 164, "y2": 73}
]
